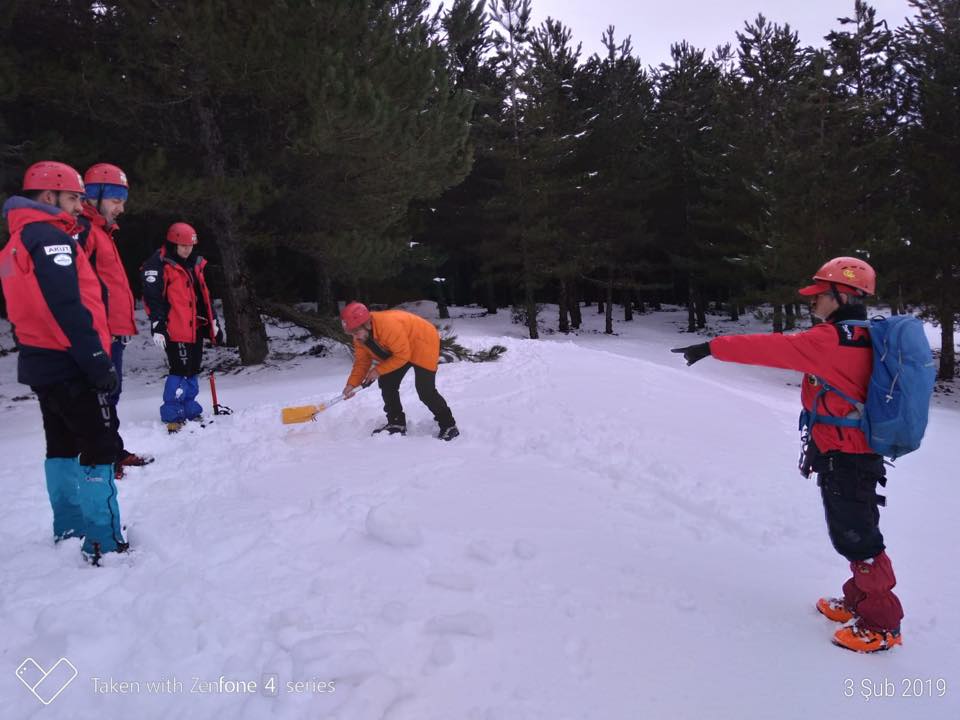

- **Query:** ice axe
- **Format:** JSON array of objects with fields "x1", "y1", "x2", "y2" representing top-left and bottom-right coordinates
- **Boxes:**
[
  {"x1": 281, "y1": 379, "x2": 374, "y2": 425},
  {"x1": 209, "y1": 372, "x2": 233, "y2": 416}
]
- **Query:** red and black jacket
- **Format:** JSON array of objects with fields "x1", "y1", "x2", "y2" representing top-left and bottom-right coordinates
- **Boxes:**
[
  {"x1": 77, "y1": 204, "x2": 137, "y2": 336},
  {"x1": 0, "y1": 196, "x2": 113, "y2": 387},
  {"x1": 709, "y1": 305, "x2": 874, "y2": 454},
  {"x1": 141, "y1": 245, "x2": 216, "y2": 343}
]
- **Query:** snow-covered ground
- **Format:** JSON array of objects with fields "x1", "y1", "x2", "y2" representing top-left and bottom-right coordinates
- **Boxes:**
[{"x1": 1, "y1": 302, "x2": 958, "y2": 720}]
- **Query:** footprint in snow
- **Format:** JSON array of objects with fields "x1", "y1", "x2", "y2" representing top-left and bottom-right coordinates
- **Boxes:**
[
  {"x1": 426, "y1": 572, "x2": 475, "y2": 592},
  {"x1": 381, "y1": 601, "x2": 408, "y2": 625},
  {"x1": 428, "y1": 638, "x2": 457, "y2": 668},
  {"x1": 365, "y1": 505, "x2": 423, "y2": 548},
  {"x1": 513, "y1": 539, "x2": 538, "y2": 560},
  {"x1": 424, "y1": 611, "x2": 493, "y2": 639},
  {"x1": 466, "y1": 540, "x2": 499, "y2": 565}
]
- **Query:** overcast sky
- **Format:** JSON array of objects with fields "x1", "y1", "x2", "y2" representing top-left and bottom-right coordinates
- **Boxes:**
[{"x1": 434, "y1": 0, "x2": 917, "y2": 67}]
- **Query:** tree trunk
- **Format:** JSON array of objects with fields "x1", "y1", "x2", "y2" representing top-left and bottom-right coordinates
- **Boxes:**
[
  {"x1": 687, "y1": 281, "x2": 696, "y2": 333},
  {"x1": 524, "y1": 287, "x2": 538, "y2": 339},
  {"x1": 484, "y1": 279, "x2": 497, "y2": 314},
  {"x1": 938, "y1": 303, "x2": 956, "y2": 381},
  {"x1": 605, "y1": 275, "x2": 614, "y2": 335},
  {"x1": 261, "y1": 300, "x2": 350, "y2": 347},
  {"x1": 315, "y1": 258, "x2": 337, "y2": 316},
  {"x1": 558, "y1": 279, "x2": 570, "y2": 334},
  {"x1": 213, "y1": 265, "x2": 237, "y2": 348},
  {"x1": 569, "y1": 278, "x2": 582, "y2": 328},
  {"x1": 785, "y1": 302, "x2": 796, "y2": 331},
  {"x1": 773, "y1": 304, "x2": 784, "y2": 334},
  {"x1": 192, "y1": 87, "x2": 268, "y2": 365},
  {"x1": 522, "y1": 249, "x2": 538, "y2": 340},
  {"x1": 624, "y1": 289, "x2": 633, "y2": 322},
  {"x1": 729, "y1": 302, "x2": 739, "y2": 321},
  {"x1": 208, "y1": 205, "x2": 269, "y2": 364},
  {"x1": 435, "y1": 282, "x2": 450, "y2": 320}
]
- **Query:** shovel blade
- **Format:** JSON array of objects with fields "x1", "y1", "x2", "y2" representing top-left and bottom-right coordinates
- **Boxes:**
[{"x1": 281, "y1": 404, "x2": 324, "y2": 424}]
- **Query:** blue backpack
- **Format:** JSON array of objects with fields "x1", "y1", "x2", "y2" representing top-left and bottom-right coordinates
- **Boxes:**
[{"x1": 806, "y1": 315, "x2": 937, "y2": 460}]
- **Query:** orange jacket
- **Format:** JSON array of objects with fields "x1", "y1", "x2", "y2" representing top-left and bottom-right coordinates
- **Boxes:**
[{"x1": 347, "y1": 310, "x2": 440, "y2": 386}]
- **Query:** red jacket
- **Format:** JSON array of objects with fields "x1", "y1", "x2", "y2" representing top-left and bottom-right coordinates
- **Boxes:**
[
  {"x1": 710, "y1": 320, "x2": 874, "y2": 454},
  {"x1": 79, "y1": 205, "x2": 137, "y2": 336},
  {"x1": 141, "y1": 247, "x2": 216, "y2": 343},
  {"x1": 1, "y1": 197, "x2": 112, "y2": 386}
]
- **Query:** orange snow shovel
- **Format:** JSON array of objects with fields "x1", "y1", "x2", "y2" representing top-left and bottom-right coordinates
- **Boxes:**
[{"x1": 281, "y1": 380, "x2": 372, "y2": 425}]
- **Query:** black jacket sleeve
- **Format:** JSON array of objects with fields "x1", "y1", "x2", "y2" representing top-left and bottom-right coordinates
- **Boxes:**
[
  {"x1": 22, "y1": 223, "x2": 113, "y2": 382},
  {"x1": 141, "y1": 252, "x2": 169, "y2": 332}
]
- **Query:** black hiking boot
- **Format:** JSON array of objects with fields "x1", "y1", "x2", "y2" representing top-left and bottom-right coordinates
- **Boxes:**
[
  {"x1": 437, "y1": 425, "x2": 460, "y2": 441},
  {"x1": 372, "y1": 421, "x2": 407, "y2": 436}
]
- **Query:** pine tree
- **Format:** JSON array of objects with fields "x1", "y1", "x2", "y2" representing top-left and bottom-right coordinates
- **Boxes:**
[
  {"x1": 575, "y1": 29, "x2": 656, "y2": 334},
  {"x1": 416, "y1": 0, "x2": 505, "y2": 315},
  {"x1": 650, "y1": 41, "x2": 730, "y2": 332},
  {"x1": 523, "y1": 17, "x2": 585, "y2": 333},
  {"x1": 823, "y1": 2, "x2": 901, "y2": 287},
  {"x1": 895, "y1": 0, "x2": 960, "y2": 380},
  {"x1": 488, "y1": 0, "x2": 540, "y2": 338},
  {"x1": 734, "y1": 15, "x2": 812, "y2": 331}
]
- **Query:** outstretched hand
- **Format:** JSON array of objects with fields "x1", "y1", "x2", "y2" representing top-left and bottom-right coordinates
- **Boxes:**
[{"x1": 670, "y1": 342, "x2": 711, "y2": 366}]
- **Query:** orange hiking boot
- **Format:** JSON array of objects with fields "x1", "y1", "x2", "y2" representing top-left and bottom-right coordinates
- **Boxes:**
[
  {"x1": 832, "y1": 624, "x2": 902, "y2": 653},
  {"x1": 817, "y1": 597, "x2": 855, "y2": 623}
]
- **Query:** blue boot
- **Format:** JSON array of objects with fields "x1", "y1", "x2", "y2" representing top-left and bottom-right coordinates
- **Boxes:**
[
  {"x1": 78, "y1": 464, "x2": 127, "y2": 557},
  {"x1": 44, "y1": 458, "x2": 85, "y2": 542},
  {"x1": 161, "y1": 374, "x2": 188, "y2": 423},
  {"x1": 181, "y1": 375, "x2": 203, "y2": 420}
]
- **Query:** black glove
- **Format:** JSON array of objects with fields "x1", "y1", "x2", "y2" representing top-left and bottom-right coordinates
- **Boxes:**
[
  {"x1": 670, "y1": 342, "x2": 712, "y2": 366},
  {"x1": 93, "y1": 367, "x2": 120, "y2": 395}
]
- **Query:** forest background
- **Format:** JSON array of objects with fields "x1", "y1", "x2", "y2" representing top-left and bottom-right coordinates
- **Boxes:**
[{"x1": 1, "y1": 0, "x2": 957, "y2": 379}]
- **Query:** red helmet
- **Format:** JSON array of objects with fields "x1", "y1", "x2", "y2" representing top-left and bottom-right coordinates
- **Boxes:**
[
  {"x1": 22, "y1": 161, "x2": 85, "y2": 193},
  {"x1": 798, "y1": 256, "x2": 876, "y2": 296},
  {"x1": 166, "y1": 222, "x2": 198, "y2": 246},
  {"x1": 84, "y1": 163, "x2": 128, "y2": 187},
  {"x1": 341, "y1": 302, "x2": 371, "y2": 331}
]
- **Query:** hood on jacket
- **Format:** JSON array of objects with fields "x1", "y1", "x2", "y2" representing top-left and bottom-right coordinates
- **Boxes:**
[{"x1": 3, "y1": 195, "x2": 79, "y2": 236}]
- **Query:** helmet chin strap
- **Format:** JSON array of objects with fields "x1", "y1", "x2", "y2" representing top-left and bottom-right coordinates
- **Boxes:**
[{"x1": 829, "y1": 283, "x2": 845, "y2": 305}]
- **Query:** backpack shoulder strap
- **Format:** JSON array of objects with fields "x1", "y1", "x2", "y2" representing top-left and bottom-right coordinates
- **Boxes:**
[{"x1": 834, "y1": 319, "x2": 872, "y2": 348}]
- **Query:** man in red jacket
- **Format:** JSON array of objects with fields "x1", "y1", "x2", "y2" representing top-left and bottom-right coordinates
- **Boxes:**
[
  {"x1": 1, "y1": 161, "x2": 127, "y2": 563},
  {"x1": 79, "y1": 163, "x2": 152, "y2": 477},
  {"x1": 672, "y1": 257, "x2": 903, "y2": 653}
]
